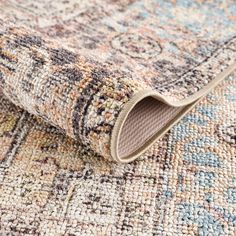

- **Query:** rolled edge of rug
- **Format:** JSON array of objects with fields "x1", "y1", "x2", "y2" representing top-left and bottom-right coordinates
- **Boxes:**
[
  {"x1": 1, "y1": 20, "x2": 236, "y2": 163},
  {"x1": 0, "y1": 20, "x2": 149, "y2": 161},
  {"x1": 111, "y1": 61, "x2": 236, "y2": 163}
]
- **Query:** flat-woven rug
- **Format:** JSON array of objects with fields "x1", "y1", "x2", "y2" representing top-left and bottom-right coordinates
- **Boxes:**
[{"x1": 0, "y1": 0, "x2": 235, "y2": 235}]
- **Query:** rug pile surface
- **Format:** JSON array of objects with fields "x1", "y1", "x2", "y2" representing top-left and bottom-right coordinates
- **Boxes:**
[
  {"x1": 1, "y1": 0, "x2": 236, "y2": 162},
  {"x1": 0, "y1": 0, "x2": 235, "y2": 235},
  {"x1": 0, "y1": 66, "x2": 235, "y2": 236}
]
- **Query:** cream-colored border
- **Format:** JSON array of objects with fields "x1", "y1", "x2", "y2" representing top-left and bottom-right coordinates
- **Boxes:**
[{"x1": 111, "y1": 62, "x2": 236, "y2": 163}]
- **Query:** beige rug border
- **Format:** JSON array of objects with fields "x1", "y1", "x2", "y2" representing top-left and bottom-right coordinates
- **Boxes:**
[{"x1": 111, "y1": 61, "x2": 236, "y2": 163}]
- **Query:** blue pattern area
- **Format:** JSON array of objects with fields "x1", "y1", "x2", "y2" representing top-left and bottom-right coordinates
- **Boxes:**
[
  {"x1": 178, "y1": 203, "x2": 224, "y2": 236},
  {"x1": 195, "y1": 171, "x2": 215, "y2": 187},
  {"x1": 214, "y1": 207, "x2": 236, "y2": 226},
  {"x1": 196, "y1": 105, "x2": 218, "y2": 119},
  {"x1": 226, "y1": 188, "x2": 236, "y2": 204},
  {"x1": 189, "y1": 137, "x2": 217, "y2": 147},
  {"x1": 153, "y1": 0, "x2": 236, "y2": 40},
  {"x1": 182, "y1": 114, "x2": 208, "y2": 126},
  {"x1": 184, "y1": 151, "x2": 221, "y2": 168}
]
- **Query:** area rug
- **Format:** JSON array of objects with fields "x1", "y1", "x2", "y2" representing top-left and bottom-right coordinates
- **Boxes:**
[
  {"x1": 0, "y1": 0, "x2": 236, "y2": 235},
  {"x1": 1, "y1": 0, "x2": 236, "y2": 163},
  {"x1": 0, "y1": 63, "x2": 235, "y2": 235}
]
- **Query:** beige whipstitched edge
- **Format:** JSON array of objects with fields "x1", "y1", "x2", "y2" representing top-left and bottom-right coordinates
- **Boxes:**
[{"x1": 111, "y1": 61, "x2": 236, "y2": 163}]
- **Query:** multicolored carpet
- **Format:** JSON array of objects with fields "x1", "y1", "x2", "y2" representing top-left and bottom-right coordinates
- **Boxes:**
[
  {"x1": 1, "y1": 0, "x2": 236, "y2": 162},
  {"x1": 0, "y1": 65, "x2": 235, "y2": 236},
  {"x1": 0, "y1": 0, "x2": 235, "y2": 235}
]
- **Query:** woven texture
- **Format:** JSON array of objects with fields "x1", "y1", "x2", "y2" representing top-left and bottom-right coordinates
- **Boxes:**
[
  {"x1": 0, "y1": 0, "x2": 236, "y2": 160},
  {"x1": 118, "y1": 98, "x2": 182, "y2": 157},
  {"x1": 0, "y1": 1, "x2": 236, "y2": 234},
  {"x1": 0, "y1": 66, "x2": 235, "y2": 236}
]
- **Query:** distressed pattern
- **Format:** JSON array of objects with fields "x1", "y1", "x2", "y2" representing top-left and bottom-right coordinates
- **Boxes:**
[
  {"x1": 0, "y1": 66, "x2": 235, "y2": 235},
  {"x1": 0, "y1": 0, "x2": 236, "y2": 160}
]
